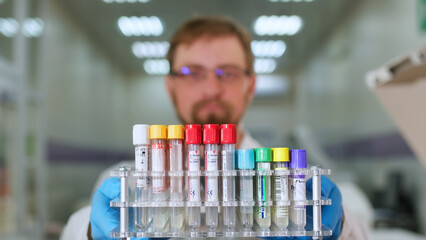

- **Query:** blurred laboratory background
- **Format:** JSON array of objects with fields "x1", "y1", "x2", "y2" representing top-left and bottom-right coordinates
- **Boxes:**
[{"x1": 1, "y1": 0, "x2": 426, "y2": 239}]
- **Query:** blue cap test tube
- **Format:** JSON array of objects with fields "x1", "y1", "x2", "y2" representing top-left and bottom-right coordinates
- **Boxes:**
[{"x1": 237, "y1": 149, "x2": 255, "y2": 230}]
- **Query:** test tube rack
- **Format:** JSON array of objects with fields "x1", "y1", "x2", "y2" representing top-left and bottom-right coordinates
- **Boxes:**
[{"x1": 110, "y1": 165, "x2": 332, "y2": 239}]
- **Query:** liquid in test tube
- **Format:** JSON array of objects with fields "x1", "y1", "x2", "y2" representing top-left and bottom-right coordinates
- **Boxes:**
[
  {"x1": 220, "y1": 124, "x2": 237, "y2": 229},
  {"x1": 150, "y1": 125, "x2": 169, "y2": 231},
  {"x1": 168, "y1": 125, "x2": 185, "y2": 231},
  {"x1": 289, "y1": 149, "x2": 307, "y2": 230},
  {"x1": 254, "y1": 148, "x2": 272, "y2": 231},
  {"x1": 271, "y1": 148, "x2": 290, "y2": 230},
  {"x1": 133, "y1": 124, "x2": 151, "y2": 230},
  {"x1": 203, "y1": 124, "x2": 220, "y2": 230},
  {"x1": 236, "y1": 149, "x2": 255, "y2": 230},
  {"x1": 185, "y1": 124, "x2": 202, "y2": 230}
]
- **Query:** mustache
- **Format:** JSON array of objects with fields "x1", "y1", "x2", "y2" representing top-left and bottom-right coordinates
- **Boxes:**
[{"x1": 191, "y1": 99, "x2": 233, "y2": 125}]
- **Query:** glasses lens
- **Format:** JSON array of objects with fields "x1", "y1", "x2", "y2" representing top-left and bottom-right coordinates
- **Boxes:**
[{"x1": 218, "y1": 66, "x2": 245, "y2": 81}]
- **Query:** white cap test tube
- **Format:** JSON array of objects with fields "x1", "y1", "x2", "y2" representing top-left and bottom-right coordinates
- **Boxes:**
[{"x1": 133, "y1": 124, "x2": 151, "y2": 230}]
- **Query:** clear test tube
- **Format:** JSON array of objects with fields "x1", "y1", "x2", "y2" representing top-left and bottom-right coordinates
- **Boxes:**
[
  {"x1": 254, "y1": 148, "x2": 272, "y2": 231},
  {"x1": 149, "y1": 125, "x2": 169, "y2": 231},
  {"x1": 185, "y1": 124, "x2": 202, "y2": 230},
  {"x1": 203, "y1": 124, "x2": 220, "y2": 230},
  {"x1": 133, "y1": 124, "x2": 151, "y2": 230},
  {"x1": 271, "y1": 148, "x2": 290, "y2": 230},
  {"x1": 220, "y1": 124, "x2": 237, "y2": 229},
  {"x1": 236, "y1": 149, "x2": 255, "y2": 230},
  {"x1": 289, "y1": 149, "x2": 307, "y2": 230},
  {"x1": 168, "y1": 125, "x2": 185, "y2": 231}
]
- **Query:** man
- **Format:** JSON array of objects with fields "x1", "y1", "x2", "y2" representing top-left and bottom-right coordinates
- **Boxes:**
[{"x1": 61, "y1": 17, "x2": 366, "y2": 240}]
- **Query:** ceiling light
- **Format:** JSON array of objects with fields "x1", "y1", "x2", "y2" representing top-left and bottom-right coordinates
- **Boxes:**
[
  {"x1": 251, "y1": 40, "x2": 286, "y2": 58},
  {"x1": 132, "y1": 41, "x2": 169, "y2": 58},
  {"x1": 22, "y1": 18, "x2": 44, "y2": 38},
  {"x1": 143, "y1": 59, "x2": 169, "y2": 75},
  {"x1": 254, "y1": 58, "x2": 277, "y2": 74},
  {"x1": 0, "y1": 18, "x2": 19, "y2": 37},
  {"x1": 254, "y1": 15, "x2": 303, "y2": 36},
  {"x1": 118, "y1": 16, "x2": 163, "y2": 37},
  {"x1": 103, "y1": 0, "x2": 150, "y2": 3},
  {"x1": 269, "y1": 0, "x2": 313, "y2": 2}
]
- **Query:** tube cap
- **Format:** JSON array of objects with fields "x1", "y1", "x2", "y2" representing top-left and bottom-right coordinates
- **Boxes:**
[
  {"x1": 220, "y1": 124, "x2": 236, "y2": 144},
  {"x1": 168, "y1": 125, "x2": 184, "y2": 139},
  {"x1": 185, "y1": 124, "x2": 202, "y2": 144},
  {"x1": 203, "y1": 124, "x2": 220, "y2": 144},
  {"x1": 133, "y1": 124, "x2": 149, "y2": 145},
  {"x1": 236, "y1": 149, "x2": 255, "y2": 169},
  {"x1": 254, "y1": 148, "x2": 272, "y2": 162},
  {"x1": 149, "y1": 125, "x2": 167, "y2": 139},
  {"x1": 272, "y1": 148, "x2": 290, "y2": 162},
  {"x1": 290, "y1": 149, "x2": 307, "y2": 169}
]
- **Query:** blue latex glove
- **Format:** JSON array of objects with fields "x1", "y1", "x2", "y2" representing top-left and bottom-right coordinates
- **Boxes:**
[
  {"x1": 263, "y1": 176, "x2": 343, "y2": 240},
  {"x1": 90, "y1": 177, "x2": 149, "y2": 240}
]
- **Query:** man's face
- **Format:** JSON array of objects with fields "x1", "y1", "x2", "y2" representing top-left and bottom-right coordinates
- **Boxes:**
[{"x1": 166, "y1": 36, "x2": 256, "y2": 125}]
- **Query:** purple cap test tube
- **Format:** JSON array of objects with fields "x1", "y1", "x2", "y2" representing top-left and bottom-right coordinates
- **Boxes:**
[{"x1": 289, "y1": 149, "x2": 307, "y2": 229}]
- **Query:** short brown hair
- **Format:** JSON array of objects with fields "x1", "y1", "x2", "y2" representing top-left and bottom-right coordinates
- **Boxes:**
[{"x1": 167, "y1": 16, "x2": 254, "y2": 74}]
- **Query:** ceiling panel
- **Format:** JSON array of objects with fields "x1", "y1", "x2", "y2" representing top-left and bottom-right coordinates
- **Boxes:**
[{"x1": 56, "y1": 0, "x2": 357, "y2": 76}]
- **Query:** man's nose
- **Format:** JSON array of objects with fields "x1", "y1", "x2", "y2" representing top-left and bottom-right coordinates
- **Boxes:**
[{"x1": 203, "y1": 71, "x2": 223, "y2": 97}]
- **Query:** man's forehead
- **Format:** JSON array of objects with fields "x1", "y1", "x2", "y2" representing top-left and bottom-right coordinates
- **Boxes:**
[{"x1": 173, "y1": 35, "x2": 246, "y2": 68}]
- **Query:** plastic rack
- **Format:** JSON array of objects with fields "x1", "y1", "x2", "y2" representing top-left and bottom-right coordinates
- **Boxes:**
[{"x1": 110, "y1": 166, "x2": 332, "y2": 239}]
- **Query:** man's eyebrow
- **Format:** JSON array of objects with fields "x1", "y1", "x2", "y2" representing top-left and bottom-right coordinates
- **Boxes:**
[{"x1": 217, "y1": 64, "x2": 244, "y2": 68}]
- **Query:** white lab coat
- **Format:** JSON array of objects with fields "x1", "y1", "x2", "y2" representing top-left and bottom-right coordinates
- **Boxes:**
[{"x1": 60, "y1": 130, "x2": 368, "y2": 240}]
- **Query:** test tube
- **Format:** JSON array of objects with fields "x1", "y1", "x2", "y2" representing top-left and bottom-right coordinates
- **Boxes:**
[
  {"x1": 271, "y1": 148, "x2": 290, "y2": 230},
  {"x1": 203, "y1": 124, "x2": 220, "y2": 230},
  {"x1": 220, "y1": 124, "x2": 237, "y2": 229},
  {"x1": 149, "y1": 125, "x2": 169, "y2": 231},
  {"x1": 168, "y1": 125, "x2": 185, "y2": 231},
  {"x1": 133, "y1": 124, "x2": 151, "y2": 230},
  {"x1": 185, "y1": 124, "x2": 202, "y2": 230},
  {"x1": 254, "y1": 148, "x2": 272, "y2": 231},
  {"x1": 236, "y1": 149, "x2": 255, "y2": 230},
  {"x1": 289, "y1": 149, "x2": 307, "y2": 230}
]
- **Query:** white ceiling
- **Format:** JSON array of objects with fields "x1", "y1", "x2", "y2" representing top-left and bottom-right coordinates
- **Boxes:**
[{"x1": 57, "y1": 0, "x2": 357, "y2": 76}]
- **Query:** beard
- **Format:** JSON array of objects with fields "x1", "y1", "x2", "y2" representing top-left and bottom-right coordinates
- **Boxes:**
[{"x1": 171, "y1": 95, "x2": 235, "y2": 125}]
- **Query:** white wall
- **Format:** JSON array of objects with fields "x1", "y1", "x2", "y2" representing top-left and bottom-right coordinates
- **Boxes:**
[
  {"x1": 294, "y1": 0, "x2": 426, "y2": 234},
  {"x1": 296, "y1": 0, "x2": 426, "y2": 145},
  {"x1": 43, "y1": 2, "x2": 132, "y2": 151}
]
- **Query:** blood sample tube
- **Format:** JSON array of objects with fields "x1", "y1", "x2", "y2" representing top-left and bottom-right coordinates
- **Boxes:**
[
  {"x1": 254, "y1": 148, "x2": 272, "y2": 231},
  {"x1": 203, "y1": 124, "x2": 220, "y2": 230},
  {"x1": 271, "y1": 147, "x2": 290, "y2": 230},
  {"x1": 236, "y1": 149, "x2": 255, "y2": 230},
  {"x1": 186, "y1": 124, "x2": 202, "y2": 230},
  {"x1": 289, "y1": 149, "x2": 307, "y2": 230}
]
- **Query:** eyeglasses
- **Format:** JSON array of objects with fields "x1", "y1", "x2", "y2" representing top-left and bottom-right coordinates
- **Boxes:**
[{"x1": 170, "y1": 65, "x2": 250, "y2": 84}]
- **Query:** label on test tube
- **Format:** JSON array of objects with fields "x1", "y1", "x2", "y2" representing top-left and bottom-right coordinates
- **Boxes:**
[
  {"x1": 135, "y1": 145, "x2": 150, "y2": 190},
  {"x1": 291, "y1": 177, "x2": 306, "y2": 206},
  {"x1": 257, "y1": 174, "x2": 268, "y2": 218},
  {"x1": 206, "y1": 150, "x2": 218, "y2": 201},
  {"x1": 188, "y1": 150, "x2": 200, "y2": 202},
  {"x1": 222, "y1": 150, "x2": 230, "y2": 201},
  {"x1": 275, "y1": 174, "x2": 289, "y2": 217},
  {"x1": 152, "y1": 143, "x2": 167, "y2": 193},
  {"x1": 169, "y1": 143, "x2": 183, "y2": 191}
]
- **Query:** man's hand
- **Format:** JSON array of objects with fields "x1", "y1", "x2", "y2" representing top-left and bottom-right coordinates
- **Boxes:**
[
  {"x1": 306, "y1": 176, "x2": 343, "y2": 240},
  {"x1": 263, "y1": 176, "x2": 343, "y2": 240},
  {"x1": 90, "y1": 177, "x2": 121, "y2": 240},
  {"x1": 90, "y1": 177, "x2": 149, "y2": 240}
]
